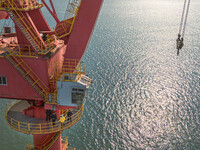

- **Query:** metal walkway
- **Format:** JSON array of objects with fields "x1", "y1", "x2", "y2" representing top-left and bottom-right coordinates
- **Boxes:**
[{"x1": 5, "y1": 100, "x2": 83, "y2": 134}]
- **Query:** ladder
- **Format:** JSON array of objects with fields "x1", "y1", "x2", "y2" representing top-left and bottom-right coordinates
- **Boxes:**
[
  {"x1": 5, "y1": 0, "x2": 45, "y2": 53},
  {"x1": 4, "y1": 52, "x2": 49, "y2": 100},
  {"x1": 8, "y1": 11, "x2": 42, "y2": 53}
]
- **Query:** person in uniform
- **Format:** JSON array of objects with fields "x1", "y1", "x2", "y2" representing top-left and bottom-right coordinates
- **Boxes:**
[
  {"x1": 59, "y1": 114, "x2": 66, "y2": 127},
  {"x1": 67, "y1": 110, "x2": 73, "y2": 122},
  {"x1": 51, "y1": 112, "x2": 57, "y2": 126},
  {"x1": 46, "y1": 109, "x2": 52, "y2": 121}
]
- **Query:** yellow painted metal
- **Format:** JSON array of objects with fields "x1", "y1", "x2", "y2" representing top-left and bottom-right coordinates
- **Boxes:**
[
  {"x1": 62, "y1": 59, "x2": 85, "y2": 75},
  {"x1": 47, "y1": 59, "x2": 86, "y2": 103},
  {"x1": 5, "y1": 100, "x2": 84, "y2": 134},
  {"x1": 55, "y1": 0, "x2": 82, "y2": 39},
  {"x1": 26, "y1": 134, "x2": 76, "y2": 150},
  {"x1": 5, "y1": 0, "x2": 44, "y2": 52},
  {"x1": 26, "y1": 131, "x2": 62, "y2": 150},
  {"x1": 4, "y1": 0, "x2": 55, "y2": 55},
  {"x1": 61, "y1": 136, "x2": 76, "y2": 150},
  {"x1": 5, "y1": 53, "x2": 49, "y2": 99},
  {"x1": 68, "y1": 148, "x2": 76, "y2": 150},
  {"x1": 0, "y1": 0, "x2": 44, "y2": 11},
  {"x1": 0, "y1": 0, "x2": 5, "y2": 10},
  {"x1": 0, "y1": 44, "x2": 37, "y2": 58},
  {"x1": 49, "y1": 59, "x2": 85, "y2": 82}
]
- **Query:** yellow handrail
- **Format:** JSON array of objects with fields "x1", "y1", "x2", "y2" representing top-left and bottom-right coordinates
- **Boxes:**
[
  {"x1": 26, "y1": 134, "x2": 76, "y2": 150},
  {"x1": 0, "y1": 0, "x2": 44, "y2": 11},
  {"x1": 55, "y1": 0, "x2": 82, "y2": 39},
  {"x1": 26, "y1": 131, "x2": 62, "y2": 150},
  {"x1": 5, "y1": 0, "x2": 44, "y2": 51},
  {"x1": 5, "y1": 0, "x2": 55, "y2": 55},
  {"x1": 47, "y1": 59, "x2": 85, "y2": 103},
  {"x1": 0, "y1": 44, "x2": 37, "y2": 57},
  {"x1": 5, "y1": 53, "x2": 49, "y2": 99},
  {"x1": 5, "y1": 101, "x2": 84, "y2": 134},
  {"x1": 61, "y1": 136, "x2": 76, "y2": 150}
]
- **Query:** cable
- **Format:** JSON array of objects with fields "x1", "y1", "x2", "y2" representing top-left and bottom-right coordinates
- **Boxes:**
[
  {"x1": 179, "y1": 0, "x2": 187, "y2": 35},
  {"x1": 182, "y1": 0, "x2": 191, "y2": 38}
]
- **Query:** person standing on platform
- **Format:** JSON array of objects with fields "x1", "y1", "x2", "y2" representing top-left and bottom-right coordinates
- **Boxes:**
[
  {"x1": 46, "y1": 109, "x2": 52, "y2": 121},
  {"x1": 51, "y1": 112, "x2": 57, "y2": 126},
  {"x1": 67, "y1": 110, "x2": 73, "y2": 122},
  {"x1": 59, "y1": 114, "x2": 66, "y2": 128}
]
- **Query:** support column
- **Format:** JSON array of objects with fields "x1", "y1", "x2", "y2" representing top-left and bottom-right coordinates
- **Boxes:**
[{"x1": 33, "y1": 133, "x2": 62, "y2": 150}]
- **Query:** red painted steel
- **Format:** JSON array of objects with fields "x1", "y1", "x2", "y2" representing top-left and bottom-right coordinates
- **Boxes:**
[
  {"x1": 28, "y1": 9, "x2": 52, "y2": 32},
  {"x1": 33, "y1": 132, "x2": 62, "y2": 150},
  {"x1": 9, "y1": 10, "x2": 45, "y2": 51},
  {"x1": 1, "y1": 0, "x2": 104, "y2": 149},
  {"x1": 0, "y1": 58, "x2": 43, "y2": 101},
  {"x1": 0, "y1": 11, "x2": 8, "y2": 20},
  {"x1": 45, "y1": 103, "x2": 76, "y2": 110},
  {"x1": 63, "y1": 0, "x2": 103, "y2": 61},
  {"x1": 41, "y1": 0, "x2": 60, "y2": 23},
  {"x1": 0, "y1": 45, "x2": 66, "y2": 101},
  {"x1": 16, "y1": 26, "x2": 31, "y2": 45}
]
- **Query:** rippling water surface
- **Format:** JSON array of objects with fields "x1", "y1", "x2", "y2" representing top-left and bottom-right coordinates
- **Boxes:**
[{"x1": 0, "y1": 0, "x2": 200, "y2": 149}]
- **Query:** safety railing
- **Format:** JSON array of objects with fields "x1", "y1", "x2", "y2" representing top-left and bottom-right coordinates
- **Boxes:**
[
  {"x1": 55, "y1": 0, "x2": 82, "y2": 39},
  {"x1": 60, "y1": 136, "x2": 75, "y2": 150},
  {"x1": 42, "y1": 34, "x2": 55, "y2": 54},
  {"x1": 0, "y1": 39, "x2": 56, "y2": 57},
  {"x1": 48, "y1": 59, "x2": 85, "y2": 88},
  {"x1": 26, "y1": 135, "x2": 76, "y2": 150},
  {"x1": 5, "y1": 0, "x2": 55, "y2": 55},
  {"x1": 62, "y1": 136, "x2": 76, "y2": 150},
  {"x1": 0, "y1": 44, "x2": 37, "y2": 57},
  {"x1": 26, "y1": 131, "x2": 62, "y2": 150},
  {"x1": 68, "y1": 148, "x2": 76, "y2": 150},
  {"x1": 49, "y1": 59, "x2": 85, "y2": 80},
  {"x1": 5, "y1": 52, "x2": 49, "y2": 99},
  {"x1": 62, "y1": 59, "x2": 85, "y2": 74},
  {"x1": 0, "y1": 0, "x2": 5, "y2": 9},
  {"x1": 48, "y1": 61, "x2": 62, "y2": 79},
  {"x1": 5, "y1": 101, "x2": 84, "y2": 134},
  {"x1": 0, "y1": 0, "x2": 44, "y2": 11},
  {"x1": 47, "y1": 59, "x2": 86, "y2": 103},
  {"x1": 6, "y1": 0, "x2": 44, "y2": 52},
  {"x1": 63, "y1": 0, "x2": 81, "y2": 19},
  {"x1": 48, "y1": 59, "x2": 84, "y2": 98}
]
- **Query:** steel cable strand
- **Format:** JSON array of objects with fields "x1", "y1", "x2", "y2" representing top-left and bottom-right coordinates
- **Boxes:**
[
  {"x1": 179, "y1": 0, "x2": 187, "y2": 35},
  {"x1": 182, "y1": 0, "x2": 191, "y2": 38}
]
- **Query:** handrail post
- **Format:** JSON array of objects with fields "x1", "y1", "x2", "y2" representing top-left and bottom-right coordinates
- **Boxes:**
[
  {"x1": 39, "y1": 124, "x2": 41, "y2": 133},
  {"x1": 28, "y1": 123, "x2": 30, "y2": 132},
  {"x1": 18, "y1": 121, "x2": 20, "y2": 131},
  {"x1": 5, "y1": 104, "x2": 7, "y2": 114},
  {"x1": 28, "y1": 45, "x2": 31, "y2": 56}
]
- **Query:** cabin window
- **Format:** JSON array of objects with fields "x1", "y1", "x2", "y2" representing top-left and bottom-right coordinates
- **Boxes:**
[
  {"x1": 4, "y1": 27, "x2": 12, "y2": 34},
  {"x1": 71, "y1": 88, "x2": 85, "y2": 104},
  {"x1": 64, "y1": 75, "x2": 70, "y2": 80},
  {"x1": 0, "y1": 76, "x2": 7, "y2": 85}
]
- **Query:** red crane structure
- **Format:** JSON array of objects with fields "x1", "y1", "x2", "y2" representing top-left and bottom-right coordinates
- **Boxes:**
[{"x1": 0, "y1": 0, "x2": 103, "y2": 149}]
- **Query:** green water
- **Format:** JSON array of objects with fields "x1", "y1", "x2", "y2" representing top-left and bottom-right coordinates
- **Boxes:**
[{"x1": 1, "y1": 0, "x2": 200, "y2": 149}]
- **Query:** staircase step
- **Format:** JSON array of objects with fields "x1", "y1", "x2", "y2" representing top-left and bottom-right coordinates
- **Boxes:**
[{"x1": 5, "y1": 54, "x2": 48, "y2": 99}]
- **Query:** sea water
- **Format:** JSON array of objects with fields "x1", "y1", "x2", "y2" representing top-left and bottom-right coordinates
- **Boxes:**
[{"x1": 0, "y1": 0, "x2": 200, "y2": 149}]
